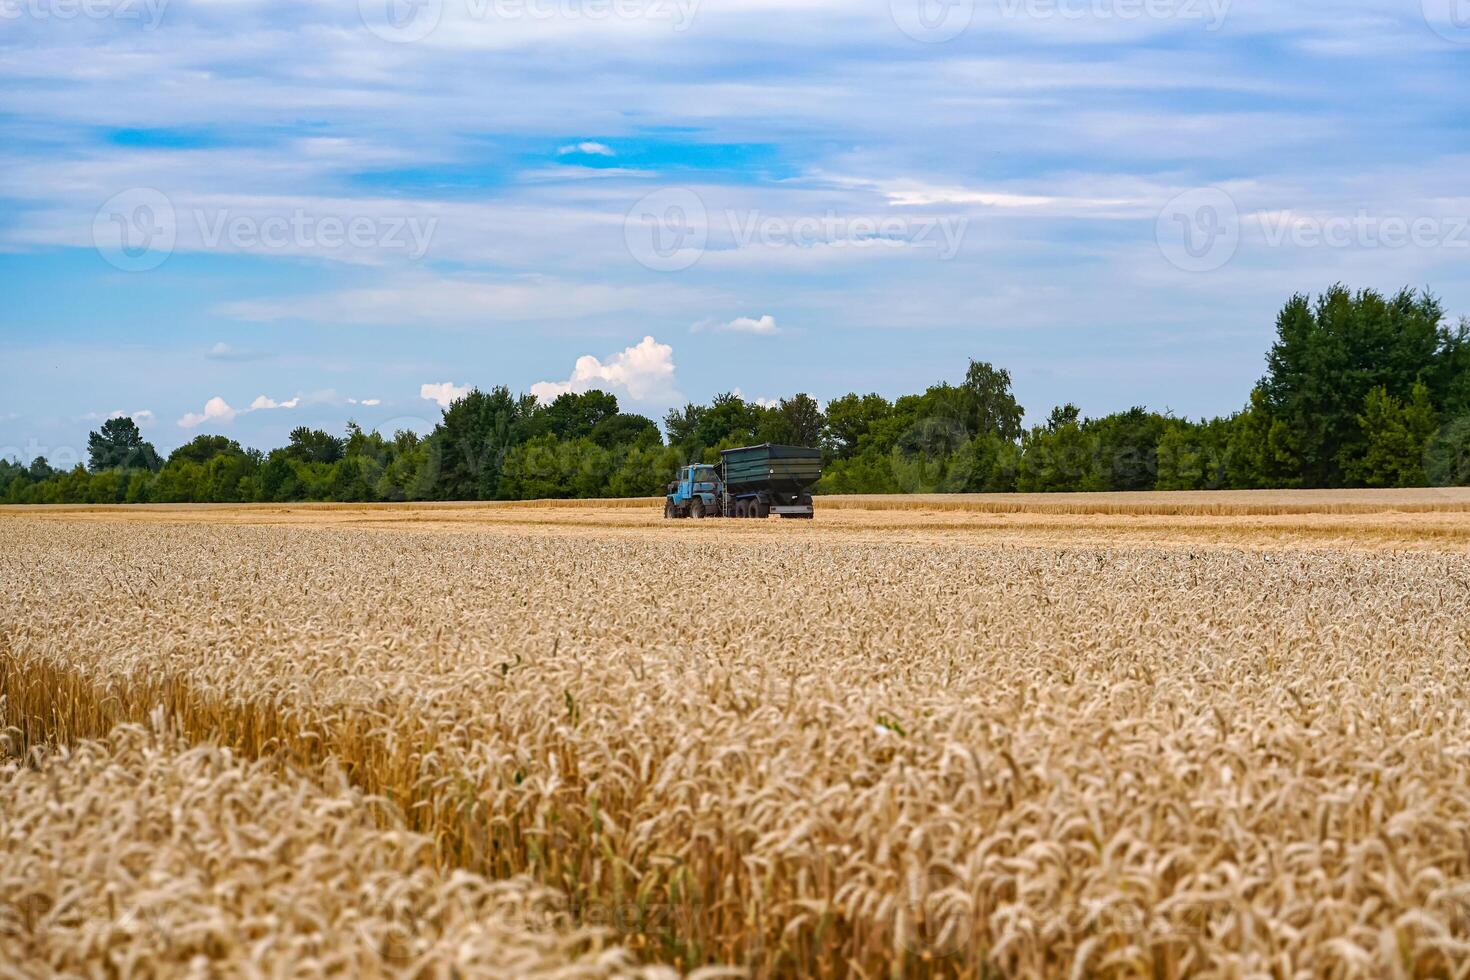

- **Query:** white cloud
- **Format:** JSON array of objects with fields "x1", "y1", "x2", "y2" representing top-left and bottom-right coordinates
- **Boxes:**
[
  {"x1": 531, "y1": 336, "x2": 677, "y2": 404},
  {"x1": 557, "y1": 141, "x2": 615, "y2": 156},
  {"x1": 347, "y1": 397, "x2": 382, "y2": 407},
  {"x1": 178, "y1": 397, "x2": 239, "y2": 429},
  {"x1": 421, "y1": 382, "x2": 471, "y2": 409},
  {"x1": 249, "y1": 395, "x2": 301, "y2": 410},
  {"x1": 177, "y1": 394, "x2": 298, "y2": 428},
  {"x1": 693, "y1": 314, "x2": 780, "y2": 335},
  {"x1": 84, "y1": 408, "x2": 156, "y2": 426},
  {"x1": 732, "y1": 387, "x2": 780, "y2": 409}
]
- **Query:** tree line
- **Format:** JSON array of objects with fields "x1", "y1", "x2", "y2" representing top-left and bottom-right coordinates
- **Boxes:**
[{"x1": 4, "y1": 285, "x2": 1468, "y2": 505}]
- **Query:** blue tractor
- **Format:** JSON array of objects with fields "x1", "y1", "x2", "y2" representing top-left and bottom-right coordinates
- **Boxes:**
[{"x1": 664, "y1": 462, "x2": 723, "y2": 519}]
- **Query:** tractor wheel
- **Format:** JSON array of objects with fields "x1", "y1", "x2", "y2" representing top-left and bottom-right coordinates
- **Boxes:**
[
  {"x1": 664, "y1": 500, "x2": 676, "y2": 519},
  {"x1": 690, "y1": 498, "x2": 705, "y2": 520}
]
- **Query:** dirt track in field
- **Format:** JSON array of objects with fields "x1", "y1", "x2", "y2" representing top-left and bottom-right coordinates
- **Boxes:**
[{"x1": 7, "y1": 487, "x2": 1470, "y2": 551}]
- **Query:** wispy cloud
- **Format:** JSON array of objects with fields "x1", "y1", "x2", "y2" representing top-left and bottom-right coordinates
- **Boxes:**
[
  {"x1": 557, "y1": 141, "x2": 615, "y2": 157},
  {"x1": 692, "y1": 315, "x2": 781, "y2": 335},
  {"x1": 215, "y1": 274, "x2": 690, "y2": 327},
  {"x1": 83, "y1": 409, "x2": 155, "y2": 426}
]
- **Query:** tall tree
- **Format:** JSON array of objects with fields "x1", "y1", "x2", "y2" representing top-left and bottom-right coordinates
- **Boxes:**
[
  {"x1": 1259, "y1": 286, "x2": 1444, "y2": 486},
  {"x1": 589, "y1": 413, "x2": 661, "y2": 449},
  {"x1": 662, "y1": 403, "x2": 707, "y2": 448},
  {"x1": 776, "y1": 394, "x2": 823, "y2": 447},
  {"x1": 426, "y1": 386, "x2": 535, "y2": 500},
  {"x1": 541, "y1": 390, "x2": 620, "y2": 441},
  {"x1": 959, "y1": 360, "x2": 1025, "y2": 442},
  {"x1": 821, "y1": 393, "x2": 892, "y2": 460},
  {"x1": 87, "y1": 416, "x2": 161, "y2": 472},
  {"x1": 284, "y1": 426, "x2": 346, "y2": 464}
]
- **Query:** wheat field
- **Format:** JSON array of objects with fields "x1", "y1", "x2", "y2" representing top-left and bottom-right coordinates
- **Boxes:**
[{"x1": 3, "y1": 495, "x2": 1470, "y2": 977}]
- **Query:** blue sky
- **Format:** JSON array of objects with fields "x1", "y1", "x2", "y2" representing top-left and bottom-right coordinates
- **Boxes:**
[{"x1": 2, "y1": 0, "x2": 1468, "y2": 463}]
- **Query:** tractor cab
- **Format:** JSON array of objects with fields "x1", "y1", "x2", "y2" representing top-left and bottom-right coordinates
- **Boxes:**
[{"x1": 666, "y1": 464, "x2": 723, "y2": 518}]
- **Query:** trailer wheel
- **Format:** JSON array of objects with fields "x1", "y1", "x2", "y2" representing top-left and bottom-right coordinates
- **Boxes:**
[{"x1": 756, "y1": 501, "x2": 770, "y2": 519}]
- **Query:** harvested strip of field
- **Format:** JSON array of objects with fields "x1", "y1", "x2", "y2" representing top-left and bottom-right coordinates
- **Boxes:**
[
  {"x1": 10, "y1": 489, "x2": 1470, "y2": 551},
  {"x1": 15, "y1": 486, "x2": 1470, "y2": 517},
  {"x1": 3, "y1": 508, "x2": 1470, "y2": 977},
  {"x1": 0, "y1": 723, "x2": 680, "y2": 978}
]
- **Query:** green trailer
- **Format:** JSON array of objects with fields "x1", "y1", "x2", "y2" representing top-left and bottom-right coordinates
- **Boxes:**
[{"x1": 718, "y1": 443, "x2": 822, "y2": 519}]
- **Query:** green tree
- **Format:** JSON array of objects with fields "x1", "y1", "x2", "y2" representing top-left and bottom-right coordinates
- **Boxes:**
[
  {"x1": 606, "y1": 444, "x2": 683, "y2": 497},
  {"x1": 169, "y1": 434, "x2": 246, "y2": 466},
  {"x1": 958, "y1": 361, "x2": 1025, "y2": 442},
  {"x1": 1017, "y1": 415, "x2": 1096, "y2": 492},
  {"x1": 284, "y1": 427, "x2": 346, "y2": 464},
  {"x1": 1345, "y1": 383, "x2": 1437, "y2": 487},
  {"x1": 1425, "y1": 415, "x2": 1470, "y2": 487},
  {"x1": 821, "y1": 393, "x2": 892, "y2": 460},
  {"x1": 540, "y1": 390, "x2": 620, "y2": 441},
  {"x1": 1258, "y1": 287, "x2": 1445, "y2": 486},
  {"x1": 426, "y1": 386, "x2": 537, "y2": 500},
  {"x1": 87, "y1": 416, "x2": 162, "y2": 472},
  {"x1": 662, "y1": 403, "x2": 706, "y2": 448},
  {"x1": 1087, "y1": 407, "x2": 1173, "y2": 491},
  {"x1": 775, "y1": 394, "x2": 823, "y2": 447},
  {"x1": 590, "y1": 413, "x2": 661, "y2": 450}
]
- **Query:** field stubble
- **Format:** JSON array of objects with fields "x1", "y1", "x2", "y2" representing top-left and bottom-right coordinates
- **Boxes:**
[{"x1": 3, "y1": 497, "x2": 1470, "y2": 977}]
